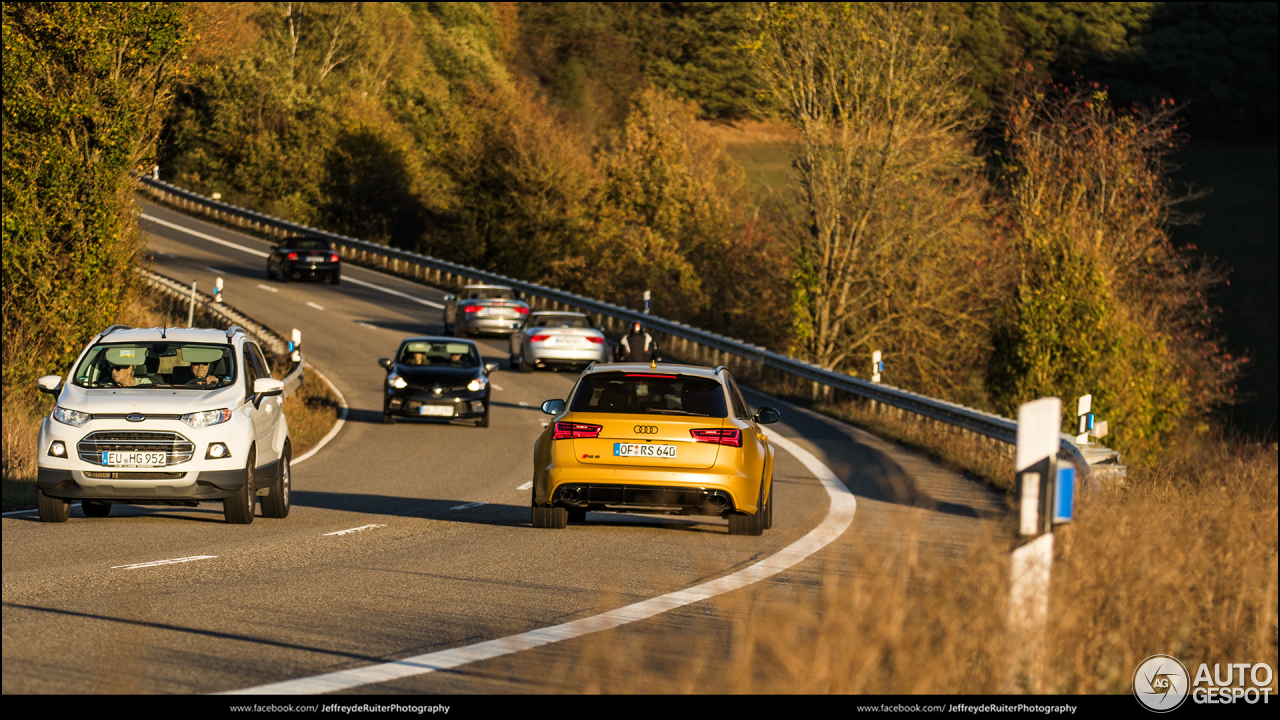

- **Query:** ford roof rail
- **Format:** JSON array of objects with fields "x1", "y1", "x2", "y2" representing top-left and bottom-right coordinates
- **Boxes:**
[
  {"x1": 98, "y1": 324, "x2": 132, "y2": 339},
  {"x1": 226, "y1": 326, "x2": 246, "y2": 340}
]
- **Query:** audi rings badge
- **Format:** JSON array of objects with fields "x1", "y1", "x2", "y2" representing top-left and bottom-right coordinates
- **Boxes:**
[{"x1": 633, "y1": 425, "x2": 659, "y2": 435}]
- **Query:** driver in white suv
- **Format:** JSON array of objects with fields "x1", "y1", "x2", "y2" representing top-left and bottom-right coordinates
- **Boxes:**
[{"x1": 35, "y1": 325, "x2": 292, "y2": 524}]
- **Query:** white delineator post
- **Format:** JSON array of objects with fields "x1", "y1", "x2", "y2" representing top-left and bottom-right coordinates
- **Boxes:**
[
  {"x1": 871, "y1": 350, "x2": 882, "y2": 383},
  {"x1": 1075, "y1": 394, "x2": 1093, "y2": 444},
  {"x1": 214, "y1": 277, "x2": 224, "y2": 304},
  {"x1": 187, "y1": 280, "x2": 198, "y2": 328},
  {"x1": 291, "y1": 328, "x2": 302, "y2": 364},
  {"x1": 1005, "y1": 396, "x2": 1062, "y2": 692}
]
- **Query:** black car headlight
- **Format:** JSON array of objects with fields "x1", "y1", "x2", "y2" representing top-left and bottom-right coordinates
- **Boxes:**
[{"x1": 467, "y1": 376, "x2": 488, "y2": 393}]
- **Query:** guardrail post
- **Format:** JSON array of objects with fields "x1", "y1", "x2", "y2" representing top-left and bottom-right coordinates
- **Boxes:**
[{"x1": 187, "y1": 281, "x2": 198, "y2": 328}]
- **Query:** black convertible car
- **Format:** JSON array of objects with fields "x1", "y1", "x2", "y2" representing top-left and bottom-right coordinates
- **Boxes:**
[
  {"x1": 267, "y1": 236, "x2": 341, "y2": 284},
  {"x1": 378, "y1": 337, "x2": 499, "y2": 427}
]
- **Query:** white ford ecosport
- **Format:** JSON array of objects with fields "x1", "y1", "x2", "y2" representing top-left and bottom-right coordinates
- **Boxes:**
[{"x1": 35, "y1": 325, "x2": 292, "y2": 524}]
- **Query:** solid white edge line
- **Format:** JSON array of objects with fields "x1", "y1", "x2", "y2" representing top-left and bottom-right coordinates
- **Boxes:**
[
  {"x1": 342, "y1": 276, "x2": 445, "y2": 309},
  {"x1": 223, "y1": 433, "x2": 855, "y2": 695},
  {"x1": 140, "y1": 213, "x2": 270, "y2": 258},
  {"x1": 292, "y1": 364, "x2": 348, "y2": 466}
]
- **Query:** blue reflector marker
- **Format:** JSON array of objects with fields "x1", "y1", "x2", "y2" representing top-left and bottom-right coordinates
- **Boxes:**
[{"x1": 1053, "y1": 466, "x2": 1075, "y2": 524}]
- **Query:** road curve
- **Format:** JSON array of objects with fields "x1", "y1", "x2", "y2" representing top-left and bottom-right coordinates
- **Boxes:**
[{"x1": 0, "y1": 201, "x2": 1004, "y2": 694}]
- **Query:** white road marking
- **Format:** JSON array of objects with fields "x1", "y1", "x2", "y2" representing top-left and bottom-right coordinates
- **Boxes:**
[
  {"x1": 225, "y1": 434, "x2": 856, "y2": 695},
  {"x1": 203, "y1": 266, "x2": 222, "y2": 273},
  {"x1": 257, "y1": 284, "x2": 279, "y2": 293},
  {"x1": 491, "y1": 384, "x2": 504, "y2": 391},
  {"x1": 342, "y1": 276, "x2": 445, "y2": 309},
  {"x1": 450, "y1": 502, "x2": 488, "y2": 511},
  {"x1": 324, "y1": 524, "x2": 386, "y2": 537},
  {"x1": 293, "y1": 365, "x2": 348, "y2": 466},
  {"x1": 151, "y1": 250, "x2": 177, "y2": 258},
  {"x1": 306, "y1": 302, "x2": 325, "y2": 311},
  {"x1": 355, "y1": 321, "x2": 380, "y2": 329},
  {"x1": 516, "y1": 481, "x2": 533, "y2": 491},
  {"x1": 113, "y1": 555, "x2": 217, "y2": 570},
  {"x1": 540, "y1": 422, "x2": 549, "y2": 427},
  {"x1": 140, "y1": 213, "x2": 269, "y2": 258},
  {"x1": 518, "y1": 401, "x2": 528, "y2": 407}
]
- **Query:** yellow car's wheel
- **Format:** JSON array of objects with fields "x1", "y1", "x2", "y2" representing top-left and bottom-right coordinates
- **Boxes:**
[
  {"x1": 532, "y1": 505, "x2": 568, "y2": 529},
  {"x1": 728, "y1": 482, "x2": 765, "y2": 536}
]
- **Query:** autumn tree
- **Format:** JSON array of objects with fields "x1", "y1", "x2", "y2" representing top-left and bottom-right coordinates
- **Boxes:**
[
  {"x1": 988, "y1": 79, "x2": 1242, "y2": 457},
  {"x1": 749, "y1": 3, "x2": 1001, "y2": 397},
  {"x1": 3, "y1": 2, "x2": 193, "y2": 396}
]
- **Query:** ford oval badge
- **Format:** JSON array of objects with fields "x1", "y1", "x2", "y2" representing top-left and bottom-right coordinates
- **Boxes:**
[{"x1": 126, "y1": 413, "x2": 144, "y2": 422}]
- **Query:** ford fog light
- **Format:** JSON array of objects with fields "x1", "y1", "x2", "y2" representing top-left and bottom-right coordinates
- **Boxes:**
[
  {"x1": 48, "y1": 441, "x2": 67, "y2": 458},
  {"x1": 206, "y1": 442, "x2": 230, "y2": 459}
]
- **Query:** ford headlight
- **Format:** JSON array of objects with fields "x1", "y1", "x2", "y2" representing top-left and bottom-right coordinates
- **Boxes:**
[
  {"x1": 387, "y1": 373, "x2": 407, "y2": 389},
  {"x1": 467, "y1": 377, "x2": 488, "y2": 392},
  {"x1": 52, "y1": 406, "x2": 91, "y2": 427},
  {"x1": 181, "y1": 408, "x2": 232, "y2": 428}
]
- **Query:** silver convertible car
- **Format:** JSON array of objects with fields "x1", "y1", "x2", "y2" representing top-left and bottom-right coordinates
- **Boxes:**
[
  {"x1": 509, "y1": 312, "x2": 610, "y2": 373},
  {"x1": 443, "y1": 285, "x2": 530, "y2": 337}
]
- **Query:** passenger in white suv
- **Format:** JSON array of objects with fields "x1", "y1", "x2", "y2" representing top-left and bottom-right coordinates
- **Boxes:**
[{"x1": 35, "y1": 325, "x2": 292, "y2": 524}]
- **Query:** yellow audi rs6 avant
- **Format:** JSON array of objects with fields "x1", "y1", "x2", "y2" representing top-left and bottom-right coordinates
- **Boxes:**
[{"x1": 532, "y1": 363, "x2": 782, "y2": 535}]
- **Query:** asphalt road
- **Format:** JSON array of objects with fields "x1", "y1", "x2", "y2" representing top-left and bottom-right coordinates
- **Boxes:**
[{"x1": 1, "y1": 201, "x2": 1006, "y2": 694}]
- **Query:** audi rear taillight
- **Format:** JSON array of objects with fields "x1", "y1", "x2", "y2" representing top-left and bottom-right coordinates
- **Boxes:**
[
  {"x1": 530, "y1": 334, "x2": 551, "y2": 342},
  {"x1": 286, "y1": 252, "x2": 298, "y2": 261},
  {"x1": 690, "y1": 428, "x2": 742, "y2": 447},
  {"x1": 464, "y1": 305, "x2": 482, "y2": 313},
  {"x1": 585, "y1": 336, "x2": 604, "y2": 344},
  {"x1": 554, "y1": 421, "x2": 602, "y2": 440},
  {"x1": 329, "y1": 253, "x2": 340, "y2": 263},
  {"x1": 514, "y1": 306, "x2": 530, "y2": 315}
]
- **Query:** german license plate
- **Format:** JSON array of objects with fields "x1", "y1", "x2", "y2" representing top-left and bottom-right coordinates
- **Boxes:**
[
  {"x1": 613, "y1": 443, "x2": 676, "y2": 458},
  {"x1": 419, "y1": 405, "x2": 454, "y2": 417},
  {"x1": 103, "y1": 451, "x2": 166, "y2": 467}
]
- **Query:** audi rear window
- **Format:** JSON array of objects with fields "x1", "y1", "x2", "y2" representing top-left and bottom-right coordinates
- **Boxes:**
[
  {"x1": 283, "y1": 238, "x2": 329, "y2": 250},
  {"x1": 532, "y1": 315, "x2": 590, "y2": 328},
  {"x1": 570, "y1": 372, "x2": 727, "y2": 417}
]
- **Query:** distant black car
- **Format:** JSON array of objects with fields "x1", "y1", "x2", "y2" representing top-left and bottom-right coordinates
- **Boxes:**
[
  {"x1": 378, "y1": 337, "x2": 500, "y2": 427},
  {"x1": 267, "y1": 236, "x2": 341, "y2": 284}
]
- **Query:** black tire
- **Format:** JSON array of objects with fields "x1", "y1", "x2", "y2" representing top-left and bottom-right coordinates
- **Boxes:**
[
  {"x1": 261, "y1": 445, "x2": 291, "y2": 519},
  {"x1": 266, "y1": 262, "x2": 275, "y2": 280},
  {"x1": 520, "y1": 355, "x2": 533, "y2": 373},
  {"x1": 37, "y1": 490, "x2": 70, "y2": 523},
  {"x1": 567, "y1": 507, "x2": 587, "y2": 524},
  {"x1": 280, "y1": 267, "x2": 290, "y2": 284},
  {"x1": 477, "y1": 404, "x2": 490, "y2": 428},
  {"x1": 330, "y1": 272, "x2": 341, "y2": 285},
  {"x1": 532, "y1": 505, "x2": 568, "y2": 529},
  {"x1": 728, "y1": 482, "x2": 765, "y2": 536},
  {"x1": 383, "y1": 412, "x2": 396, "y2": 425},
  {"x1": 223, "y1": 448, "x2": 256, "y2": 524},
  {"x1": 82, "y1": 500, "x2": 112, "y2": 518},
  {"x1": 508, "y1": 353, "x2": 520, "y2": 371}
]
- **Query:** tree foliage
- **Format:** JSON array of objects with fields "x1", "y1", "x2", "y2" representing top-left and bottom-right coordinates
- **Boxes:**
[
  {"x1": 748, "y1": 3, "x2": 1002, "y2": 398},
  {"x1": 988, "y1": 78, "x2": 1243, "y2": 457},
  {"x1": 3, "y1": 2, "x2": 193, "y2": 396}
]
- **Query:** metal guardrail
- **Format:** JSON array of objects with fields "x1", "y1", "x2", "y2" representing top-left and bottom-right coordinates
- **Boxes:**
[
  {"x1": 137, "y1": 268, "x2": 304, "y2": 397},
  {"x1": 138, "y1": 177, "x2": 1101, "y2": 479}
]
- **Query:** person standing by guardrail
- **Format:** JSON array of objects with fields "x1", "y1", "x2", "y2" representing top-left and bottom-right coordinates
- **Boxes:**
[{"x1": 616, "y1": 321, "x2": 660, "y2": 363}]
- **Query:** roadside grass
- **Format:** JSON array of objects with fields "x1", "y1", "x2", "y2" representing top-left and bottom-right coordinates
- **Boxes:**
[
  {"x1": 536, "y1": 433, "x2": 1276, "y2": 694},
  {"x1": 1, "y1": 285, "x2": 341, "y2": 513}
]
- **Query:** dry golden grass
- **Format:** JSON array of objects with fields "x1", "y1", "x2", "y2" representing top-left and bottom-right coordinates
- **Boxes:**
[
  {"x1": 533, "y1": 433, "x2": 1276, "y2": 694},
  {"x1": 281, "y1": 368, "x2": 341, "y2": 458}
]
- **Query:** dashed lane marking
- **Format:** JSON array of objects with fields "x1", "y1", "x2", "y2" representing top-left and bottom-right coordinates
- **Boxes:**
[
  {"x1": 257, "y1": 284, "x2": 279, "y2": 293},
  {"x1": 113, "y1": 555, "x2": 217, "y2": 570},
  {"x1": 516, "y1": 481, "x2": 533, "y2": 491},
  {"x1": 450, "y1": 502, "x2": 488, "y2": 511},
  {"x1": 324, "y1": 524, "x2": 386, "y2": 537},
  {"x1": 306, "y1": 301, "x2": 325, "y2": 311}
]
